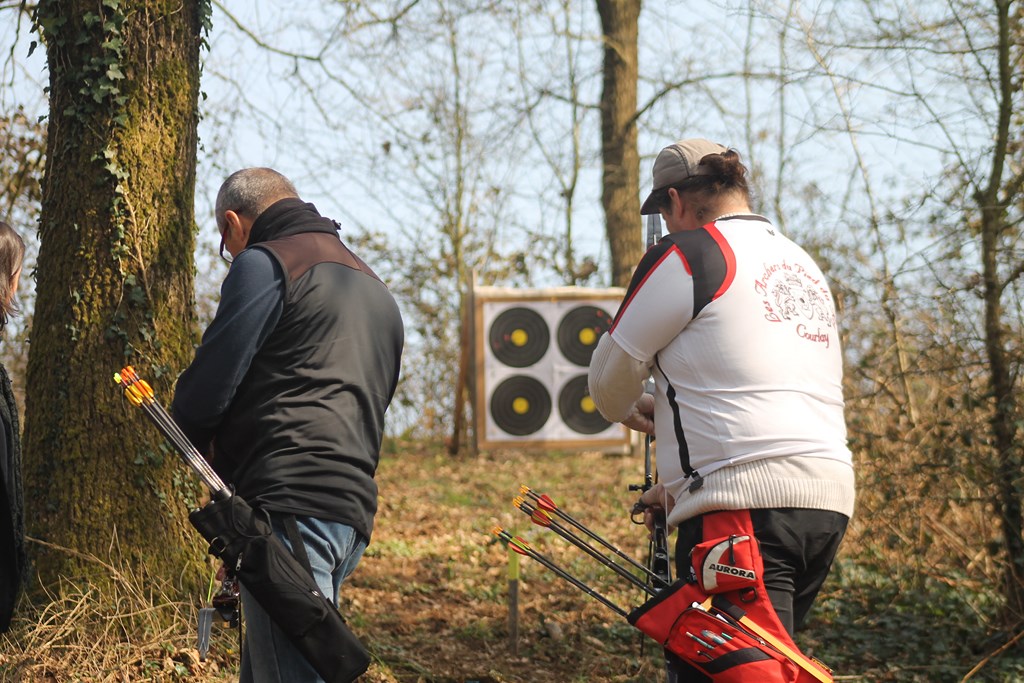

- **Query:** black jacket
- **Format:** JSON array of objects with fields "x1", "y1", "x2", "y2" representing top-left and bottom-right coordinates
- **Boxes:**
[
  {"x1": 177, "y1": 199, "x2": 403, "y2": 541},
  {"x1": 0, "y1": 364, "x2": 23, "y2": 632}
]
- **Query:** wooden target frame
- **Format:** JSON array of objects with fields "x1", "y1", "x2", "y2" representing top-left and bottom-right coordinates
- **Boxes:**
[{"x1": 469, "y1": 279, "x2": 628, "y2": 451}]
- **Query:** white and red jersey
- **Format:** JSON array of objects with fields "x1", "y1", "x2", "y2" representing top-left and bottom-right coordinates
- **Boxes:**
[{"x1": 608, "y1": 215, "x2": 852, "y2": 498}]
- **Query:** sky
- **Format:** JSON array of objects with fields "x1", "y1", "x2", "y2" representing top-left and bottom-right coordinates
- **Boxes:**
[
  {"x1": 1, "y1": 1, "x2": 1011, "y2": 403},
  {"x1": 2, "y1": 0, "x2": 973, "y2": 289}
]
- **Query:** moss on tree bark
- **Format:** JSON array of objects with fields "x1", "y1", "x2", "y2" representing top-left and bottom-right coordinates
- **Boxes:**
[{"x1": 24, "y1": 0, "x2": 208, "y2": 594}]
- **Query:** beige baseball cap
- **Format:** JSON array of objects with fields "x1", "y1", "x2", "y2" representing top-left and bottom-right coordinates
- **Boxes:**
[{"x1": 640, "y1": 138, "x2": 728, "y2": 215}]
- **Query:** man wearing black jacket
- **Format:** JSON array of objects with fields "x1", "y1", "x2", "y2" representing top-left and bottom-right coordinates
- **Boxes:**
[{"x1": 172, "y1": 168, "x2": 404, "y2": 682}]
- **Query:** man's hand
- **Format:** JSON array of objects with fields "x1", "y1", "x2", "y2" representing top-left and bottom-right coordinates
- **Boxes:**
[
  {"x1": 622, "y1": 392, "x2": 655, "y2": 435},
  {"x1": 635, "y1": 482, "x2": 675, "y2": 534}
]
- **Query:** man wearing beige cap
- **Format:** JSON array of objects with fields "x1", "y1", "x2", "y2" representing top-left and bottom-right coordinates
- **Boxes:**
[{"x1": 589, "y1": 139, "x2": 855, "y2": 680}]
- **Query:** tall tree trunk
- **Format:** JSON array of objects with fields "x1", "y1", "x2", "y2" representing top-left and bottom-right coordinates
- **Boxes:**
[
  {"x1": 979, "y1": 0, "x2": 1024, "y2": 622},
  {"x1": 983, "y1": 209, "x2": 1024, "y2": 620},
  {"x1": 23, "y1": 0, "x2": 206, "y2": 588},
  {"x1": 596, "y1": 0, "x2": 642, "y2": 287}
]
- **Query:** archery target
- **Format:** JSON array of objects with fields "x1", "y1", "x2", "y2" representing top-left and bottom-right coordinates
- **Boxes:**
[
  {"x1": 557, "y1": 305, "x2": 614, "y2": 366},
  {"x1": 489, "y1": 307, "x2": 550, "y2": 368},
  {"x1": 490, "y1": 376, "x2": 552, "y2": 435},
  {"x1": 558, "y1": 374, "x2": 611, "y2": 435},
  {"x1": 472, "y1": 286, "x2": 629, "y2": 449}
]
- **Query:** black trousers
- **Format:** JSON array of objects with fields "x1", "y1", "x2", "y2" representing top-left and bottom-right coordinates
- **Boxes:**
[{"x1": 665, "y1": 507, "x2": 849, "y2": 682}]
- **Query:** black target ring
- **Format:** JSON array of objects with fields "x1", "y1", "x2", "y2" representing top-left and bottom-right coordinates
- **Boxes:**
[
  {"x1": 557, "y1": 305, "x2": 613, "y2": 367},
  {"x1": 558, "y1": 374, "x2": 611, "y2": 435},
  {"x1": 490, "y1": 376, "x2": 552, "y2": 436},
  {"x1": 489, "y1": 307, "x2": 550, "y2": 368}
]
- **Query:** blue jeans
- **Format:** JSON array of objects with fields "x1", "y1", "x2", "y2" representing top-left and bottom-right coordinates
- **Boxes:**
[{"x1": 238, "y1": 514, "x2": 367, "y2": 683}]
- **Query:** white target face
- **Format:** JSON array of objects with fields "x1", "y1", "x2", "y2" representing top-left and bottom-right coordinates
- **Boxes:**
[{"x1": 474, "y1": 289, "x2": 628, "y2": 449}]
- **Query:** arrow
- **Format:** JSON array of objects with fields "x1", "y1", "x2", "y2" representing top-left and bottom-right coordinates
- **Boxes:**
[
  {"x1": 520, "y1": 485, "x2": 622, "y2": 545},
  {"x1": 513, "y1": 496, "x2": 659, "y2": 595},
  {"x1": 708, "y1": 596, "x2": 833, "y2": 683},
  {"x1": 114, "y1": 365, "x2": 230, "y2": 500},
  {"x1": 519, "y1": 485, "x2": 668, "y2": 589},
  {"x1": 491, "y1": 527, "x2": 626, "y2": 616}
]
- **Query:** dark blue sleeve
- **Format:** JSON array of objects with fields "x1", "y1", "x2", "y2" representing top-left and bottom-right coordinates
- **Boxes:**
[{"x1": 170, "y1": 248, "x2": 284, "y2": 455}]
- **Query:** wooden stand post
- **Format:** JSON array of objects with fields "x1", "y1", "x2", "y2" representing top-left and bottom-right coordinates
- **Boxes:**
[{"x1": 508, "y1": 546, "x2": 519, "y2": 655}]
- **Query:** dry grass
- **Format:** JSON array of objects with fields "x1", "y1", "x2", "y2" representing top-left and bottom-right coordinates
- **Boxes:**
[
  {"x1": 1, "y1": 536, "x2": 234, "y2": 682},
  {"x1": 348, "y1": 442, "x2": 668, "y2": 683},
  {"x1": 1, "y1": 443, "x2": 669, "y2": 682},
  {"x1": 3, "y1": 440, "x2": 1006, "y2": 682}
]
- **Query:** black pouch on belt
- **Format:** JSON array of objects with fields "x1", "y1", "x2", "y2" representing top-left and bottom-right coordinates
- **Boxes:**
[{"x1": 189, "y1": 495, "x2": 370, "y2": 683}]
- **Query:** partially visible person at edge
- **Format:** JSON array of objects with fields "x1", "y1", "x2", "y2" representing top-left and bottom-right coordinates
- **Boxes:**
[
  {"x1": 170, "y1": 169, "x2": 404, "y2": 683},
  {"x1": 588, "y1": 139, "x2": 855, "y2": 679},
  {"x1": 0, "y1": 222, "x2": 26, "y2": 634}
]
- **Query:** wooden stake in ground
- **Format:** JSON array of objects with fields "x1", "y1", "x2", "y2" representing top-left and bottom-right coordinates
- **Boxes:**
[{"x1": 508, "y1": 545, "x2": 519, "y2": 655}]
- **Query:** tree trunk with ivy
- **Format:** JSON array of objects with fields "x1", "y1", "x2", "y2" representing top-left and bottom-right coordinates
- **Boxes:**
[
  {"x1": 22, "y1": 0, "x2": 209, "y2": 589},
  {"x1": 596, "y1": 0, "x2": 642, "y2": 287}
]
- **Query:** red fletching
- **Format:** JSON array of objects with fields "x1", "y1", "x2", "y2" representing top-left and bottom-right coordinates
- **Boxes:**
[
  {"x1": 530, "y1": 509, "x2": 553, "y2": 527},
  {"x1": 509, "y1": 536, "x2": 532, "y2": 556},
  {"x1": 536, "y1": 493, "x2": 558, "y2": 512},
  {"x1": 493, "y1": 527, "x2": 531, "y2": 556}
]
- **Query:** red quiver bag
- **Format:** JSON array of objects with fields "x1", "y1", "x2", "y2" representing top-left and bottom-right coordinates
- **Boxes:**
[{"x1": 627, "y1": 510, "x2": 833, "y2": 683}]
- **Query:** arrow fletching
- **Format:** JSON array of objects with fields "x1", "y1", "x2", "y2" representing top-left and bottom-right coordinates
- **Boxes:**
[
  {"x1": 492, "y1": 527, "x2": 531, "y2": 556},
  {"x1": 530, "y1": 509, "x2": 553, "y2": 527},
  {"x1": 535, "y1": 493, "x2": 558, "y2": 512},
  {"x1": 509, "y1": 536, "x2": 532, "y2": 556},
  {"x1": 516, "y1": 484, "x2": 668, "y2": 591},
  {"x1": 489, "y1": 524, "x2": 628, "y2": 617},
  {"x1": 115, "y1": 365, "x2": 230, "y2": 500}
]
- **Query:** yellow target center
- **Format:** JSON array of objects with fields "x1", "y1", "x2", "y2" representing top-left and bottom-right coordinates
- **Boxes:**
[
  {"x1": 580, "y1": 396, "x2": 596, "y2": 414},
  {"x1": 512, "y1": 397, "x2": 531, "y2": 414},
  {"x1": 578, "y1": 328, "x2": 597, "y2": 346},
  {"x1": 510, "y1": 329, "x2": 529, "y2": 347}
]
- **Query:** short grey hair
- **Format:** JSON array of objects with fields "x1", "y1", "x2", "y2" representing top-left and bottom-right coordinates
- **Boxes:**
[{"x1": 215, "y1": 168, "x2": 299, "y2": 231}]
